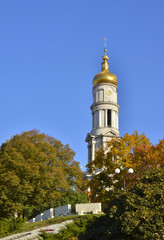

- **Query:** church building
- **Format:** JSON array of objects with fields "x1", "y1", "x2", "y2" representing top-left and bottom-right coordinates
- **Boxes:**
[{"x1": 85, "y1": 47, "x2": 120, "y2": 167}]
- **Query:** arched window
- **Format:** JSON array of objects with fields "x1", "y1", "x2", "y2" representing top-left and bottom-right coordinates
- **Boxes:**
[{"x1": 107, "y1": 109, "x2": 111, "y2": 127}]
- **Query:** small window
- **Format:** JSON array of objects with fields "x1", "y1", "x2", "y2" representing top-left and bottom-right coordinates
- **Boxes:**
[{"x1": 107, "y1": 109, "x2": 111, "y2": 127}]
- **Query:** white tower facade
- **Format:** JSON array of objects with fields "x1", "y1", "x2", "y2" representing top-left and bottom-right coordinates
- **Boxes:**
[{"x1": 86, "y1": 48, "x2": 120, "y2": 165}]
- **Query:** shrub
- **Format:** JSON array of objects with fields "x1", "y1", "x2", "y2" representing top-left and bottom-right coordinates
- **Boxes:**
[
  {"x1": 39, "y1": 215, "x2": 101, "y2": 240},
  {"x1": 0, "y1": 217, "x2": 25, "y2": 235}
]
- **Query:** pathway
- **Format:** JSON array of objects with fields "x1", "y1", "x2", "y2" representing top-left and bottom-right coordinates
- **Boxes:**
[{"x1": 0, "y1": 220, "x2": 73, "y2": 240}]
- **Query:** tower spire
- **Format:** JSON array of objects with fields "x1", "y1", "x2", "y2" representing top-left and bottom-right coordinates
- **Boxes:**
[{"x1": 102, "y1": 48, "x2": 109, "y2": 70}]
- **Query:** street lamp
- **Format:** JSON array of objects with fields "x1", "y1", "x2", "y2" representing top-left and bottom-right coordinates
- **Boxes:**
[
  {"x1": 115, "y1": 168, "x2": 120, "y2": 174},
  {"x1": 128, "y1": 168, "x2": 134, "y2": 174},
  {"x1": 115, "y1": 167, "x2": 134, "y2": 190}
]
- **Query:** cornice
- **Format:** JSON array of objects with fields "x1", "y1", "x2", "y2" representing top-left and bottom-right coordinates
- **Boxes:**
[
  {"x1": 92, "y1": 82, "x2": 118, "y2": 90},
  {"x1": 85, "y1": 133, "x2": 96, "y2": 142},
  {"x1": 90, "y1": 101, "x2": 120, "y2": 110},
  {"x1": 86, "y1": 129, "x2": 120, "y2": 140}
]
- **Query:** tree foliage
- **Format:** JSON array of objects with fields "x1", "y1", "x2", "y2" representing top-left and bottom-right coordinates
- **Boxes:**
[
  {"x1": 0, "y1": 217, "x2": 25, "y2": 236},
  {"x1": 87, "y1": 132, "x2": 163, "y2": 203},
  {"x1": 56, "y1": 189, "x2": 88, "y2": 213},
  {"x1": 105, "y1": 169, "x2": 164, "y2": 240},
  {"x1": 80, "y1": 169, "x2": 164, "y2": 240},
  {"x1": 0, "y1": 130, "x2": 84, "y2": 219}
]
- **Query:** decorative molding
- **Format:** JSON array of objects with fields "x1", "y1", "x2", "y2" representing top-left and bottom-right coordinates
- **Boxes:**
[
  {"x1": 104, "y1": 128, "x2": 120, "y2": 136},
  {"x1": 90, "y1": 101, "x2": 120, "y2": 110},
  {"x1": 92, "y1": 82, "x2": 118, "y2": 90},
  {"x1": 85, "y1": 133, "x2": 95, "y2": 142}
]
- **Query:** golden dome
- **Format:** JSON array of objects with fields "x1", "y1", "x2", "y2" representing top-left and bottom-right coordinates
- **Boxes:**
[{"x1": 93, "y1": 48, "x2": 118, "y2": 86}]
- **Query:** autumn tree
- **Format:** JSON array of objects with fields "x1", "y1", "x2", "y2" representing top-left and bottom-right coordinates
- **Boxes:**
[
  {"x1": 87, "y1": 132, "x2": 163, "y2": 203},
  {"x1": 0, "y1": 130, "x2": 85, "y2": 219}
]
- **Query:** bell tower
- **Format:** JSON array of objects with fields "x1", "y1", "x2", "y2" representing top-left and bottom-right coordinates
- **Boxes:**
[{"x1": 86, "y1": 47, "x2": 120, "y2": 165}]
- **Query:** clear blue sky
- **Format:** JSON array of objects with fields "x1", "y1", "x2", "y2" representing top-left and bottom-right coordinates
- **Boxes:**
[{"x1": 0, "y1": 0, "x2": 164, "y2": 170}]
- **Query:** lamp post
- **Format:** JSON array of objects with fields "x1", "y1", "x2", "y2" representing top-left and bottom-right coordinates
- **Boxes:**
[{"x1": 115, "y1": 167, "x2": 134, "y2": 190}]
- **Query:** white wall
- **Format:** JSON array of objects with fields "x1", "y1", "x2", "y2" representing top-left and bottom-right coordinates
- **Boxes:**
[{"x1": 76, "y1": 203, "x2": 101, "y2": 215}]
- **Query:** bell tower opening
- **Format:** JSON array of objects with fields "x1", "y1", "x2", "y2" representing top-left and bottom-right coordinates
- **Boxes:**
[{"x1": 107, "y1": 109, "x2": 111, "y2": 127}]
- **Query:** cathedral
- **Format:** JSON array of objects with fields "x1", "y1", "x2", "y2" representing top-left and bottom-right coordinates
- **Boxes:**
[{"x1": 85, "y1": 47, "x2": 120, "y2": 168}]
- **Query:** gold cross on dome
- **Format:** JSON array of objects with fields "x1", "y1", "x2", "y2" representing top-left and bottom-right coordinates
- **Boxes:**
[{"x1": 103, "y1": 37, "x2": 107, "y2": 48}]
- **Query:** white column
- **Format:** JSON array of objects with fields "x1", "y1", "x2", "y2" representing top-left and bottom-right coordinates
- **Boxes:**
[
  {"x1": 105, "y1": 109, "x2": 107, "y2": 127},
  {"x1": 99, "y1": 110, "x2": 101, "y2": 127},
  {"x1": 92, "y1": 141, "x2": 96, "y2": 161},
  {"x1": 101, "y1": 110, "x2": 104, "y2": 127},
  {"x1": 96, "y1": 111, "x2": 99, "y2": 128},
  {"x1": 116, "y1": 112, "x2": 119, "y2": 129},
  {"x1": 95, "y1": 111, "x2": 97, "y2": 128}
]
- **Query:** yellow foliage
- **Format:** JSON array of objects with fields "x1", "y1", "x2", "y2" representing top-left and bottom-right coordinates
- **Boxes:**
[{"x1": 86, "y1": 131, "x2": 163, "y2": 203}]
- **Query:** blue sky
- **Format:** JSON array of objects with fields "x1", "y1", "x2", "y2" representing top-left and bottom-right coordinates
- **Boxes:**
[{"x1": 0, "y1": 0, "x2": 164, "y2": 170}]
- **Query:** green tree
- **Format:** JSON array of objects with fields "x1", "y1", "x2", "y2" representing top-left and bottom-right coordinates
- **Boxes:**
[
  {"x1": 80, "y1": 169, "x2": 164, "y2": 240},
  {"x1": 0, "y1": 130, "x2": 84, "y2": 219},
  {"x1": 105, "y1": 169, "x2": 164, "y2": 240},
  {"x1": 57, "y1": 189, "x2": 88, "y2": 213}
]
